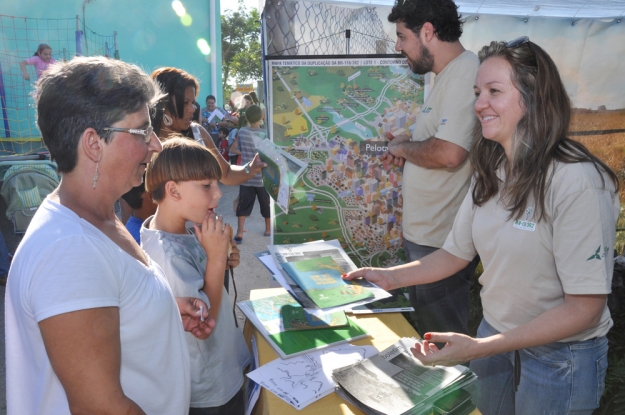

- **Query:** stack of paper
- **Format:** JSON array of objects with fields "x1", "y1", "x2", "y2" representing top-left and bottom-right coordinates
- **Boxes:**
[
  {"x1": 332, "y1": 338, "x2": 477, "y2": 415},
  {"x1": 267, "y1": 239, "x2": 391, "y2": 312}
]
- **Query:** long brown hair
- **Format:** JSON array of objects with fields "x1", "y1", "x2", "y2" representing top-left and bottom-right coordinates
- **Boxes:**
[{"x1": 471, "y1": 40, "x2": 619, "y2": 220}]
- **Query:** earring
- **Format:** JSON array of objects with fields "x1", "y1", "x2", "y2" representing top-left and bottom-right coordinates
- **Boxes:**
[
  {"x1": 163, "y1": 114, "x2": 173, "y2": 126},
  {"x1": 92, "y1": 157, "x2": 100, "y2": 189}
]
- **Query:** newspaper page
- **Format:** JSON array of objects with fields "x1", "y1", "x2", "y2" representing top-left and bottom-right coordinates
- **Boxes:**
[
  {"x1": 268, "y1": 239, "x2": 391, "y2": 311},
  {"x1": 332, "y1": 338, "x2": 469, "y2": 415},
  {"x1": 256, "y1": 138, "x2": 308, "y2": 213}
]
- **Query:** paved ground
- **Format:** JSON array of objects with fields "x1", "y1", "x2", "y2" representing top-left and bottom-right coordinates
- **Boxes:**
[{"x1": 0, "y1": 182, "x2": 274, "y2": 413}]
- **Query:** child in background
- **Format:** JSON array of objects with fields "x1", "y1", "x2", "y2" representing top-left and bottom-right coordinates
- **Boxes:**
[
  {"x1": 217, "y1": 126, "x2": 230, "y2": 160},
  {"x1": 20, "y1": 44, "x2": 56, "y2": 81},
  {"x1": 142, "y1": 136, "x2": 250, "y2": 414},
  {"x1": 121, "y1": 180, "x2": 157, "y2": 245},
  {"x1": 234, "y1": 104, "x2": 271, "y2": 243}
]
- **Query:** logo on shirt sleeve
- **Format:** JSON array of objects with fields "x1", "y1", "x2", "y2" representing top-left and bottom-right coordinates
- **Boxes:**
[{"x1": 586, "y1": 245, "x2": 610, "y2": 261}]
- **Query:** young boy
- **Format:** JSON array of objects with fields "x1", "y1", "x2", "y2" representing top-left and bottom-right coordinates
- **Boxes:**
[
  {"x1": 234, "y1": 104, "x2": 271, "y2": 243},
  {"x1": 217, "y1": 126, "x2": 230, "y2": 160},
  {"x1": 141, "y1": 137, "x2": 251, "y2": 414},
  {"x1": 121, "y1": 180, "x2": 157, "y2": 244}
]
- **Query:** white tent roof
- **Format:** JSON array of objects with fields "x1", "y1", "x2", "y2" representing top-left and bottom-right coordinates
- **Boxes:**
[{"x1": 275, "y1": 0, "x2": 625, "y2": 19}]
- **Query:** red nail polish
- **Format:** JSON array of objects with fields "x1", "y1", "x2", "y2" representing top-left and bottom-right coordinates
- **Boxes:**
[
  {"x1": 424, "y1": 333, "x2": 432, "y2": 340},
  {"x1": 341, "y1": 273, "x2": 347, "y2": 277}
]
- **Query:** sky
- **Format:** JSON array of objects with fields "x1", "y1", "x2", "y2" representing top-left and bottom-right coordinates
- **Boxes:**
[{"x1": 221, "y1": 0, "x2": 259, "y2": 14}]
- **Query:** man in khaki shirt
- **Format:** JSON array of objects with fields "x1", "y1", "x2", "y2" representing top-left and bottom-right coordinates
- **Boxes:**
[{"x1": 382, "y1": 0, "x2": 479, "y2": 337}]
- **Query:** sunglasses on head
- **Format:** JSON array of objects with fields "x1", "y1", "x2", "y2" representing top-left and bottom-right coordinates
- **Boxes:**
[{"x1": 505, "y1": 36, "x2": 537, "y2": 63}]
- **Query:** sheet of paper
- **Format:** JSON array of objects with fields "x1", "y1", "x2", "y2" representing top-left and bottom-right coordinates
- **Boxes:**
[
  {"x1": 247, "y1": 343, "x2": 378, "y2": 410},
  {"x1": 245, "y1": 336, "x2": 261, "y2": 415},
  {"x1": 207, "y1": 108, "x2": 225, "y2": 123}
]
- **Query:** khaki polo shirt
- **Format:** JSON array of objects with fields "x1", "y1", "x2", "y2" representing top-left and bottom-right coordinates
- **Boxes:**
[
  {"x1": 443, "y1": 161, "x2": 618, "y2": 341},
  {"x1": 402, "y1": 50, "x2": 479, "y2": 247}
]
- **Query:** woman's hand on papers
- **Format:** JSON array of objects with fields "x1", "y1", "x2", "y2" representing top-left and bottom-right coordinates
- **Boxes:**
[
  {"x1": 410, "y1": 332, "x2": 484, "y2": 367},
  {"x1": 342, "y1": 268, "x2": 398, "y2": 291}
]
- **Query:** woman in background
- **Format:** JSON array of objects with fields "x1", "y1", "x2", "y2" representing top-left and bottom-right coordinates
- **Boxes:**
[{"x1": 150, "y1": 67, "x2": 265, "y2": 186}]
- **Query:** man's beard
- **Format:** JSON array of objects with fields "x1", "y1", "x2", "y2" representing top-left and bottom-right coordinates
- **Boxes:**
[{"x1": 406, "y1": 44, "x2": 434, "y2": 75}]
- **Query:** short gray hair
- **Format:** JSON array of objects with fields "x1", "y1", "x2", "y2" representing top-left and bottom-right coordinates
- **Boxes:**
[{"x1": 36, "y1": 56, "x2": 165, "y2": 173}]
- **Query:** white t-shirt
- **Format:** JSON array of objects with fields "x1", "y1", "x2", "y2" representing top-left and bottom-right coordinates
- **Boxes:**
[
  {"x1": 5, "y1": 198, "x2": 191, "y2": 414},
  {"x1": 402, "y1": 50, "x2": 479, "y2": 248},
  {"x1": 141, "y1": 218, "x2": 252, "y2": 408},
  {"x1": 443, "y1": 162, "x2": 618, "y2": 341}
]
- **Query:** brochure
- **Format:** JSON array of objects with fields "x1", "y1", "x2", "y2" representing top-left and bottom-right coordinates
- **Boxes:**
[
  {"x1": 332, "y1": 338, "x2": 477, "y2": 415},
  {"x1": 256, "y1": 138, "x2": 308, "y2": 213},
  {"x1": 268, "y1": 239, "x2": 391, "y2": 312},
  {"x1": 281, "y1": 304, "x2": 349, "y2": 331},
  {"x1": 237, "y1": 292, "x2": 370, "y2": 359},
  {"x1": 282, "y1": 256, "x2": 374, "y2": 309}
]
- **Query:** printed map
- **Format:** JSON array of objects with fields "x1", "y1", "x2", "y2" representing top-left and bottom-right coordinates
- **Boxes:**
[{"x1": 267, "y1": 57, "x2": 425, "y2": 268}]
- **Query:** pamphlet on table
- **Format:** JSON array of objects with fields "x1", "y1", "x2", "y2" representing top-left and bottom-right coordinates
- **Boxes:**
[{"x1": 267, "y1": 239, "x2": 391, "y2": 312}]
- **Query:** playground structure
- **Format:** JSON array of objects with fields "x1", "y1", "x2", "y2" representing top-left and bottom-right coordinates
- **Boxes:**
[{"x1": 0, "y1": 14, "x2": 119, "y2": 155}]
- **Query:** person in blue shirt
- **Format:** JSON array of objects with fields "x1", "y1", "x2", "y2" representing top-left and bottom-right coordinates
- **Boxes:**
[{"x1": 121, "y1": 180, "x2": 157, "y2": 244}]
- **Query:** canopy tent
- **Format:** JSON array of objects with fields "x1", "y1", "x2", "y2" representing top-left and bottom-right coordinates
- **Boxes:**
[{"x1": 259, "y1": 0, "x2": 625, "y2": 19}]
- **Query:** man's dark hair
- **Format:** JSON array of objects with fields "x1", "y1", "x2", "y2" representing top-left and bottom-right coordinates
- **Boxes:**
[
  {"x1": 388, "y1": 0, "x2": 463, "y2": 42},
  {"x1": 206, "y1": 94, "x2": 216, "y2": 102},
  {"x1": 121, "y1": 181, "x2": 146, "y2": 210},
  {"x1": 245, "y1": 105, "x2": 262, "y2": 124},
  {"x1": 219, "y1": 126, "x2": 230, "y2": 136},
  {"x1": 36, "y1": 56, "x2": 163, "y2": 173}
]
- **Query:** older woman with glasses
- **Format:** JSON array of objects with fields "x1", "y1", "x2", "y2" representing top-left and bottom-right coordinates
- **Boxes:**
[
  {"x1": 344, "y1": 37, "x2": 618, "y2": 414},
  {"x1": 5, "y1": 56, "x2": 215, "y2": 414}
]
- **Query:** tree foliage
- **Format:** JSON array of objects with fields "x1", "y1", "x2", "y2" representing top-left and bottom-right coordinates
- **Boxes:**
[{"x1": 221, "y1": 1, "x2": 262, "y2": 102}]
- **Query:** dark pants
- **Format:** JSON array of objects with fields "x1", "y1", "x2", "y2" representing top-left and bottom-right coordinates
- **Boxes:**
[
  {"x1": 189, "y1": 387, "x2": 245, "y2": 415},
  {"x1": 404, "y1": 240, "x2": 479, "y2": 337},
  {"x1": 236, "y1": 186, "x2": 270, "y2": 218}
]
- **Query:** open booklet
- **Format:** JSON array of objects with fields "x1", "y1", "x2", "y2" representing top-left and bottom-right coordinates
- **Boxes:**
[
  {"x1": 237, "y1": 291, "x2": 370, "y2": 359},
  {"x1": 255, "y1": 138, "x2": 308, "y2": 213},
  {"x1": 268, "y1": 239, "x2": 391, "y2": 312},
  {"x1": 332, "y1": 338, "x2": 477, "y2": 415}
]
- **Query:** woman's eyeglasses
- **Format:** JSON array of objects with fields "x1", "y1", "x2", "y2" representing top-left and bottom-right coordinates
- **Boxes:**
[
  {"x1": 102, "y1": 126, "x2": 154, "y2": 143},
  {"x1": 506, "y1": 36, "x2": 537, "y2": 63}
]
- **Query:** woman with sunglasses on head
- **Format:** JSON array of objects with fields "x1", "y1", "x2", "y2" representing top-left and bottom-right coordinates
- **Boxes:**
[
  {"x1": 5, "y1": 57, "x2": 216, "y2": 414},
  {"x1": 344, "y1": 37, "x2": 618, "y2": 414},
  {"x1": 150, "y1": 67, "x2": 266, "y2": 185}
]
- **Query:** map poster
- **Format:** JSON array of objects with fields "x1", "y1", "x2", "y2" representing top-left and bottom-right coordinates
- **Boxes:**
[{"x1": 267, "y1": 55, "x2": 425, "y2": 268}]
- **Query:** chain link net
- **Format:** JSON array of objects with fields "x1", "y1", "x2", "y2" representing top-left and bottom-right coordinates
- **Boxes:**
[{"x1": 264, "y1": 0, "x2": 396, "y2": 56}]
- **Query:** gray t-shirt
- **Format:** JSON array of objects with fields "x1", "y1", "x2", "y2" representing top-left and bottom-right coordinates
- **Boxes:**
[
  {"x1": 141, "y1": 218, "x2": 252, "y2": 407},
  {"x1": 238, "y1": 126, "x2": 266, "y2": 187}
]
